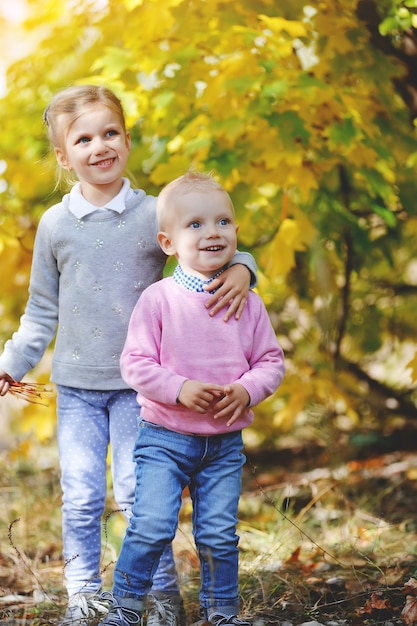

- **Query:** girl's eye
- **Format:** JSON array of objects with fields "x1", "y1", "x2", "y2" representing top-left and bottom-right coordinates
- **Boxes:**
[
  {"x1": 189, "y1": 221, "x2": 201, "y2": 229},
  {"x1": 106, "y1": 129, "x2": 119, "y2": 137},
  {"x1": 77, "y1": 136, "x2": 90, "y2": 144},
  {"x1": 219, "y1": 218, "x2": 231, "y2": 226}
]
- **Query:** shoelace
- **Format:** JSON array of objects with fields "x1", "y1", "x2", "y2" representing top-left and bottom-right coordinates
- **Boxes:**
[
  {"x1": 147, "y1": 596, "x2": 177, "y2": 626},
  {"x1": 63, "y1": 593, "x2": 109, "y2": 622},
  {"x1": 82, "y1": 595, "x2": 109, "y2": 616},
  {"x1": 99, "y1": 592, "x2": 142, "y2": 625},
  {"x1": 105, "y1": 607, "x2": 142, "y2": 625},
  {"x1": 208, "y1": 614, "x2": 251, "y2": 626}
]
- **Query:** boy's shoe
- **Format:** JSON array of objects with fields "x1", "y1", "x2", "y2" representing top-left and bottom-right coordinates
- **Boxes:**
[
  {"x1": 147, "y1": 593, "x2": 186, "y2": 626},
  {"x1": 97, "y1": 593, "x2": 143, "y2": 625},
  {"x1": 59, "y1": 591, "x2": 109, "y2": 625},
  {"x1": 208, "y1": 614, "x2": 251, "y2": 626}
]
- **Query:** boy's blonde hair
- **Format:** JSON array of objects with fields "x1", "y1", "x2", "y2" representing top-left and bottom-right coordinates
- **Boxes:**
[
  {"x1": 157, "y1": 169, "x2": 234, "y2": 230},
  {"x1": 43, "y1": 84, "x2": 127, "y2": 187}
]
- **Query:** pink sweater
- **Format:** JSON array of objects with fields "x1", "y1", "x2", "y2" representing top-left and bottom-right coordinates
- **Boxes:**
[{"x1": 120, "y1": 277, "x2": 285, "y2": 436}]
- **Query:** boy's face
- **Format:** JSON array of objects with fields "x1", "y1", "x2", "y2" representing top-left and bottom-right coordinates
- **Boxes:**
[
  {"x1": 158, "y1": 188, "x2": 238, "y2": 280},
  {"x1": 54, "y1": 103, "x2": 131, "y2": 201}
]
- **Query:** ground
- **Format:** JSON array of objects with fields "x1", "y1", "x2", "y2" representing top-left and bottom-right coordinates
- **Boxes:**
[{"x1": 1, "y1": 439, "x2": 417, "y2": 625}]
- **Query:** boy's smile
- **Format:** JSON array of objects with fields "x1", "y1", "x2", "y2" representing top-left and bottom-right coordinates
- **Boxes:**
[{"x1": 157, "y1": 188, "x2": 238, "y2": 280}]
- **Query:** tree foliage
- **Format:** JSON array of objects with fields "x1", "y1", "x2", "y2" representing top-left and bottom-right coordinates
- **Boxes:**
[{"x1": 0, "y1": 0, "x2": 416, "y2": 450}]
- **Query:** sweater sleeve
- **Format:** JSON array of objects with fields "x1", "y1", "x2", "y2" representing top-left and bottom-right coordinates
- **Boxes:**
[
  {"x1": 120, "y1": 286, "x2": 187, "y2": 404},
  {"x1": 234, "y1": 298, "x2": 285, "y2": 406},
  {"x1": 227, "y1": 250, "x2": 258, "y2": 288},
  {"x1": 0, "y1": 213, "x2": 59, "y2": 381}
]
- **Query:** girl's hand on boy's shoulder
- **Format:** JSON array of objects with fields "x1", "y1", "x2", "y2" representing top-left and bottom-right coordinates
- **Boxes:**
[{"x1": 204, "y1": 264, "x2": 250, "y2": 322}]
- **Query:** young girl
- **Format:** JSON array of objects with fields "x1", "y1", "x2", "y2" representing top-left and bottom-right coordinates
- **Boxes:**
[{"x1": 0, "y1": 85, "x2": 257, "y2": 626}]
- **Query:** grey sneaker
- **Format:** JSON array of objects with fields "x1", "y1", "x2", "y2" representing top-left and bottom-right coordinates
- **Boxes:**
[
  {"x1": 146, "y1": 594, "x2": 186, "y2": 626},
  {"x1": 208, "y1": 614, "x2": 251, "y2": 626},
  {"x1": 97, "y1": 593, "x2": 143, "y2": 625},
  {"x1": 59, "y1": 591, "x2": 109, "y2": 625}
]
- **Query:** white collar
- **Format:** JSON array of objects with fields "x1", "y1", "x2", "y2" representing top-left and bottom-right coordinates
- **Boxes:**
[{"x1": 68, "y1": 178, "x2": 135, "y2": 219}]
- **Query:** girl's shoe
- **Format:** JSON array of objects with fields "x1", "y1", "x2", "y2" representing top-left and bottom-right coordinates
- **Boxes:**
[{"x1": 59, "y1": 591, "x2": 109, "y2": 625}]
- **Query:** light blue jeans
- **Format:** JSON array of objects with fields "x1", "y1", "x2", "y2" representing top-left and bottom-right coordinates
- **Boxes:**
[
  {"x1": 113, "y1": 421, "x2": 245, "y2": 615},
  {"x1": 57, "y1": 386, "x2": 179, "y2": 597}
]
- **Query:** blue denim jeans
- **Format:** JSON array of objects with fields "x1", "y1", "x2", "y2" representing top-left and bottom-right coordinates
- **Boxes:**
[
  {"x1": 57, "y1": 386, "x2": 179, "y2": 597},
  {"x1": 113, "y1": 421, "x2": 245, "y2": 613}
]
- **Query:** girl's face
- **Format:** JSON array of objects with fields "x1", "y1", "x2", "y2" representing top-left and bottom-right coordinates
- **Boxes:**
[{"x1": 55, "y1": 103, "x2": 131, "y2": 203}]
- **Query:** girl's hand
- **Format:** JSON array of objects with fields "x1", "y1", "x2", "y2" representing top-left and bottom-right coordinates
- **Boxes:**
[
  {"x1": 204, "y1": 264, "x2": 250, "y2": 322},
  {"x1": 0, "y1": 371, "x2": 14, "y2": 397}
]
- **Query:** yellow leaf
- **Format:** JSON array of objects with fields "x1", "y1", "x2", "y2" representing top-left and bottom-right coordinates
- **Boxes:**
[
  {"x1": 260, "y1": 218, "x2": 306, "y2": 279},
  {"x1": 20, "y1": 401, "x2": 56, "y2": 442},
  {"x1": 91, "y1": 47, "x2": 133, "y2": 78},
  {"x1": 289, "y1": 165, "x2": 319, "y2": 201},
  {"x1": 406, "y1": 352, "x2": 417, "y2": 383},
  {"x1": 291, "y1": 204, "x2": 319, "y2": 247},
  {"x1": 258, "y1": 14, "x2": 307, "y2": 38},
  {"x1": 257, "y1": 183, "x2": 278, "y2": 199},
  {"x1": 8, "y1": 439, "x2": 32, "y2": 463},
  {"x1": 150, "y1": 155, "x2": 193, "y2": 186}
]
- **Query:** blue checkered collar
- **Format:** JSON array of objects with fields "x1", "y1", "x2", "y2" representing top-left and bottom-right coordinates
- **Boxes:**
[{"x1": 173, "y1": 265, "x2": 225, "y2": 293}]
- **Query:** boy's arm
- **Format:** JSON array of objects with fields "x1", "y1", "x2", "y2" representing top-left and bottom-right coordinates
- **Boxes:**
[
  {"x1": 212, "y1": 296, "x2": 285, "y2": 422},
  {"x1": 238, "y1": 302, "x2": 285, "y2": 404},
  {"x1": 120, "y1": 289, "x2": 187, "y2": 405}
]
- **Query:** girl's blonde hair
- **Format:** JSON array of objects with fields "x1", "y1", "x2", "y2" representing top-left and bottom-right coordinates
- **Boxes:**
[{"x1": 43, "y1": 84, "x2": 127, "y2": 187}]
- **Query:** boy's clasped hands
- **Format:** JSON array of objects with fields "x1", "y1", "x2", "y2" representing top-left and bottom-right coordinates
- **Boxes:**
[{"x1": 178, "y1": 379, "x2": 250, "y2": 426}]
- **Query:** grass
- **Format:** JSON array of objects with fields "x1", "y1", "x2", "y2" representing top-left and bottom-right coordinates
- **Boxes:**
[{"x1": 0, "y1": 438, "x2": 416, "y2": 625}]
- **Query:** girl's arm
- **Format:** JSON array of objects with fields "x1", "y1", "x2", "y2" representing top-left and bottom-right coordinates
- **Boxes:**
[
  {"x1": 0, "y1": 215, "x2": 59, "y2": 382},
  {"x1": 204, "y1": 250, "x2": 257, "y2": 321}
]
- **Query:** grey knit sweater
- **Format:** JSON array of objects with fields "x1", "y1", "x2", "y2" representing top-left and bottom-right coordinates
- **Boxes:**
[{"x1": 0, "y1": 188, "x2": 256, "y2": 390}]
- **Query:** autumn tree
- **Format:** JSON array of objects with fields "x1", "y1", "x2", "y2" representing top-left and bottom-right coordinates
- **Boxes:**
[{"x1": 0, "y1": 0, "x2": 416, "y2": 452}]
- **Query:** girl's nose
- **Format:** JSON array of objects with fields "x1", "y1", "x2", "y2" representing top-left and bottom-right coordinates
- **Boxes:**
[{"x1": 93, "y1": 137, "x2": 109, "y2": 154}]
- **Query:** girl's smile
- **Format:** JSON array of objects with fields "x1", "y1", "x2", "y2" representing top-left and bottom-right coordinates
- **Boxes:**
[{"x1": 54, "y1": 104, "x2": 131, "y2": 205}]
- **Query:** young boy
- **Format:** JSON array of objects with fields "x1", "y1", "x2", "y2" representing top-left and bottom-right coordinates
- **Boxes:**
[{"x1": 99, "y1": 170, "x2": 285, "y2": 626}]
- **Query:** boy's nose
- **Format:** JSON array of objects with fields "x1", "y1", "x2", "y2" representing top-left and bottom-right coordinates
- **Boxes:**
[{"x1": 206, "y1": 223, "x2": 220, "y2": 237}]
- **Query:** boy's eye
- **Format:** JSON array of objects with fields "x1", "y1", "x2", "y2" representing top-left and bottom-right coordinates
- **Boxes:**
[
  {"x1": 219, "y1": 218, "x2": 231, "y2": 226},
  {"x1": 189, "y1": 221, "x2": 201, "y2": 229},
  {"x1": 106, "y1": 129, "x2": 119, "y2": 137}
]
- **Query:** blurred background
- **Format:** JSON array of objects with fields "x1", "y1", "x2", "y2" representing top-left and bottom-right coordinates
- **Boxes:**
[
  {"x1": 2, "y1": 2, "x2": 417, "y2": 622},
  {"x1": 1, "y1": 0, "x2": 416, "y2": 460}
]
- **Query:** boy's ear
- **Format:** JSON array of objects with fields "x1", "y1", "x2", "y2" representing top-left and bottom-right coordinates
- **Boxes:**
[
  {"x1": 157, "y1": 231, "x2": 176, "y2": 256},
  {"x1": 55, "y1": 148, "x2": 72, "y2": 171}
]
